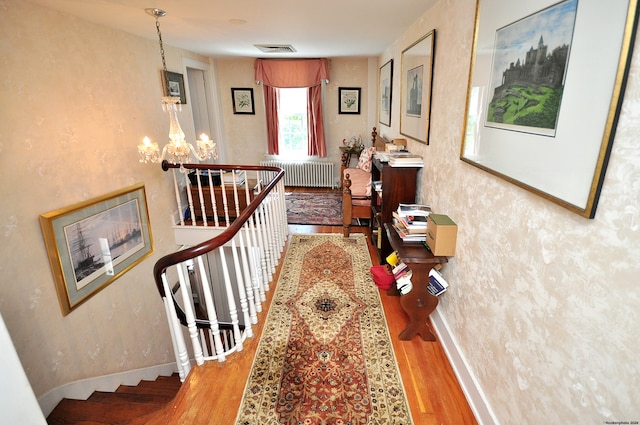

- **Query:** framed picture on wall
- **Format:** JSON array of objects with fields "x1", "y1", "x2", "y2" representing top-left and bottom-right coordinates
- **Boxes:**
[
  {"x1": 39, "y1": 184, "x2": 153, "y2": 316},
  {"x1": 339, "y1": 87, "x2": 361, "y2": 114},
  {"x1": 400, "y1": 29, "x2": 436, "y2": 144},
  {"x1": 164, "y1": 71, "x2": 187, "y2": 104},
  {"x1": 231, "y1": 88, "x2": 255, "y2": 114},
  {"x1": 379, "y1": 59, "x2": 393, "y2": 126},
  {"x1": 460, "y1": 0, "x2": 638, "y2": 218}
]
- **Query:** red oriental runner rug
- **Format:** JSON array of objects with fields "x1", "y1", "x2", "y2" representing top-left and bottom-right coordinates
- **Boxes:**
[{"x1": 235, "y1": 234, "x2": 413, "y2": 424}]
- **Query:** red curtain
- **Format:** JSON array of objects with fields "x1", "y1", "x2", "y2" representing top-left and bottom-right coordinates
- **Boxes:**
[
  {"x1": 263, "y1": 85, "x2": 280, "y2": 155},
  {"x1": 307, "y1": 85, "x2": 326, "y2": 157},
  {"x1": 255, "y1": 59, "x2": 329, "y2": 157},
  {"x1": 255, "y1": 59, "x2": 329, "y2": 87}
]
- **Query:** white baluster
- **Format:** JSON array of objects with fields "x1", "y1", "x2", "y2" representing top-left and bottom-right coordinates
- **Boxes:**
[
  {"x1": 172, "y1": 169, "x2": 186, "y2": 226},
  {"x1": 176, "y1": 263, "x2": 204, "y2": 365},
  {"x1": 217, "y1": 246, "x2": 242, "y2": 352},
  {"x1": 195, "y1": 255, "x2": 227, "y2": 362},
  {"x1": 161, "y1": 274, "x2": 190, "y2": 379}
]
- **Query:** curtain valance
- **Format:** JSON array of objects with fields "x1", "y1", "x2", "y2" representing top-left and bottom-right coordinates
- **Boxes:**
[{"x1": 255, "y1": 59, "x2": 329, "y2": 88}]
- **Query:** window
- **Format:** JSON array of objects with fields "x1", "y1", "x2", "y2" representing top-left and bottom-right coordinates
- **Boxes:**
[{"x1": 277, "y1": 88, "x2": 308, "y2": 158}]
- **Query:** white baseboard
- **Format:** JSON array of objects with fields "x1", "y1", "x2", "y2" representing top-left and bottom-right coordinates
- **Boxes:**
[
  {"x1": 38, "y1": 362, "x2": 178, "y2": 417},
  {"x1": 431, "y1": 307, "x2": 500, "y2": 425}
]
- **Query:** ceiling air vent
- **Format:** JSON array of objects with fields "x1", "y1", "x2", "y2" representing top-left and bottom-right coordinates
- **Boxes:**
[{"x1": 254, "y1": 44, "x2": 297, "y2": 53}]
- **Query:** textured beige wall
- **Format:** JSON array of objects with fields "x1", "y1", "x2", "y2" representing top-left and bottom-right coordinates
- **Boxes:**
[
  {"x1": 215, "y1": 57, "x2": 370, "y2": 170},
  {"x1": 383, "y1": 0, "x2": 640, "y2": 422},
  {"x1": 0, "y1": 1, "x2": 207, "y2": 396}
]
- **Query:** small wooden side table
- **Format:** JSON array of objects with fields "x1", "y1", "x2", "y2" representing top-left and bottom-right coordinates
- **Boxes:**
[
  {"x1": 384, "y1": 223, "x2": 448, "y2": 341},
  {"x1": 339, "y1": 146, "x2": 363, "y2": 168}
]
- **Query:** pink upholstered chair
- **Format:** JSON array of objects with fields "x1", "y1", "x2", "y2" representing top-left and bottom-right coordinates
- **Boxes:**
[{"x1": 342, "y1": 128, "x2": 384, "y2": 236}]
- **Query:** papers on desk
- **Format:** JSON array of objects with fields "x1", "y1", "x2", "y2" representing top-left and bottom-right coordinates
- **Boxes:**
[
  {"x1": 374, "y1": 152, "x2": 391, "y2": 162},
  {"x1": 388, "y1": 151, "x2": 424, "y2": 167}
]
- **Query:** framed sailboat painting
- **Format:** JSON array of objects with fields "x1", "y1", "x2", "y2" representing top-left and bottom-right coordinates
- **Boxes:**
[{"x1": 40, "y1": 183, "x2": 153, "y2": 315}]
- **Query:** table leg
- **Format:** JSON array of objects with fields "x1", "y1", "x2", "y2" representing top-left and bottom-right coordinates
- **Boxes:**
[{"x1": 398, "y1": 284, "x2": 438, "y2": 341}]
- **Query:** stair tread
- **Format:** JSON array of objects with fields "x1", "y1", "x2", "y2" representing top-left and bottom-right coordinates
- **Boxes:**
[
  {"x1": 115, "y1": 377, "x2": 180, "y2": 396},
  {"x1": 47, "y1": 398, "x2": 162, "y2": 423},
  {"x1": 46, "y1": 374, "x2": 181, "y2": 425},
  {"x1": 88, "y1": 391, "x2": 174, "y2": 404}
]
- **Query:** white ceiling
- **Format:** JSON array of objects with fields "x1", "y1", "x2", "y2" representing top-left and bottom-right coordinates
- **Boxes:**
[{"x1": 29, "y1": 0, "x2": 437, "y2": 58}]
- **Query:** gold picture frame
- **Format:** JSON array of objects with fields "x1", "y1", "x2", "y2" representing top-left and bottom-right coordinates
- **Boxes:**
[
  {"x1": 40, "y1": 183, "x2": 153, "y2": 315},
  {"x1": 460, "y1": 0, "x2": 639, "y2": 218}
]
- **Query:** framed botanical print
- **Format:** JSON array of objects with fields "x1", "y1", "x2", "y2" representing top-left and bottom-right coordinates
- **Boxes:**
[
  {"x1": 339, "y1": 87, "x2": 361, "y2": 114},
  {"x1": 231, "y1": 88, "x2": 255, "y2": 114}
]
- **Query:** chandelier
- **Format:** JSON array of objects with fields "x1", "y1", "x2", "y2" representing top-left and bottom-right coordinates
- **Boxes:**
[{"x1": 138, "y1": 8, "x2": 217, "y2": 165}]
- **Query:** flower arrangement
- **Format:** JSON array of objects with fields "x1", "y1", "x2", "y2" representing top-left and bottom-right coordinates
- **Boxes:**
[{"x1": 342, "y1": 135, "x2": 364, "y2": 153}]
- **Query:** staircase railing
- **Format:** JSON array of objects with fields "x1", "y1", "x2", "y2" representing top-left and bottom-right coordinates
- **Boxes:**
[{"x1": 154, "y1": 161, "x2": 287, "y2": 381}]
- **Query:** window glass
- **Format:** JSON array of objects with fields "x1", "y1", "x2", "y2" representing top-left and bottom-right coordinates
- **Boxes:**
[{"x1": 277, "y1": 88, "x2": 308, "y2": 158}]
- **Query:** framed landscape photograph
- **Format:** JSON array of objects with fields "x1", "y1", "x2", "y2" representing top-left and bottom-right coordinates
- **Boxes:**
[
  {"x1": 40, "y1": 184, "x2": 153, "y2": 315},
  {"x1": 460, "y1": 0, "x2": 638, "y2": 218},
  {"x1": 400, "y1": 30, "x2": 436, "y2": 144},
  {"x1": 338, "y1": 87, "x2": 361, "y2": 114},
  {"x1": 379, "y1": 59, "x2": 393, "y2": 126},
  {"x1": 231, "y1": 88, "x2": 255, "y2": 114},
  {"x1": 164, "y1": 71, "x2": 186, "y2": 104}
]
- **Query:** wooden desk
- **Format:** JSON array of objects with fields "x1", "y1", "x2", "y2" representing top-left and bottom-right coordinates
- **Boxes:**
[{"x1": 384, "y1": 223, "x2": 448, "y2": 341}]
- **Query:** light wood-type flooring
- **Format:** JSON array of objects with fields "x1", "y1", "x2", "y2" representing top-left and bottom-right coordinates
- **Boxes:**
[{"x1": 48, "y1": 188, "x2": 477, "y2": 424}]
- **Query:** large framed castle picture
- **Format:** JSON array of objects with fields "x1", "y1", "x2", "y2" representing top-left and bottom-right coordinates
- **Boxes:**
[{"x1": 460, "y1": 0, "x2": 638, "y2": 218}]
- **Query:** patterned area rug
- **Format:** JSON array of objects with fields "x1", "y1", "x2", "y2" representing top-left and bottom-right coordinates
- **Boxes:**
[
  {"x1": 286, "y1": 192, "x2": 343, "y2": 225},
  {"x1": 235, "y1": 234, "x2": 412, "y2": 424}
]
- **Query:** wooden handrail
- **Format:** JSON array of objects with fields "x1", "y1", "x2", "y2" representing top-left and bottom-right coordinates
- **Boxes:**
[{"x1": 153, "y1": 161, "x2": 284, "y2": 299}]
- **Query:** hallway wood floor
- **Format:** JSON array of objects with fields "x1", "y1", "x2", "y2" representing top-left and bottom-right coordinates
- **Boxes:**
[
  {"x1": 49, "y1": 187, "x2": 478, "y2": 424},
  {"x1": 130, "y1": 219, "x2": 478, "y2": 424}
]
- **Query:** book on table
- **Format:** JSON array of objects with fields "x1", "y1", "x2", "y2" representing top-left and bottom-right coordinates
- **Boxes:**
[
  {"x1": 397, "y1": 203, "x2": 432, "y2": 216},
  {"x1": 392, "y1": 212, "x2": 427, "y2": 234},
  {"x1": 392, "y1": 223, "x2": 427, "y2": 242},
  {"x1": 427, "y1": 268, "x2": 449, "y2": 296}
]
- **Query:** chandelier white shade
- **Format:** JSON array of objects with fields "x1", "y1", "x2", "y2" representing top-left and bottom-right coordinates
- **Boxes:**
[{"x1": 138, "y1": 8, "x2": 217, "y2": 165}]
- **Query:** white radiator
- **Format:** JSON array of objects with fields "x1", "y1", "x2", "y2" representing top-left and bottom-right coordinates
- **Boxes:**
[{"x1": 260, "y1": 160, "x2": 335, "y2": 188}]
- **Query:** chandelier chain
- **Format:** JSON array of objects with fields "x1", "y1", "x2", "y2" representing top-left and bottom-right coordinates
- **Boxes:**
[
  {"x1": 155, "y1": 18, "x2": 170, "y2": 95},
  {"x1": 138, "y1": 8, "x2": 217, "y2": 165}
]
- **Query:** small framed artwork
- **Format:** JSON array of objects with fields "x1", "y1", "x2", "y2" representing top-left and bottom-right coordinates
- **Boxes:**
[
  {"x1": 460, "y1": 0, "x2": 638, "y2": 218},
  {"x1": 400, "y1": 29, "x2": 436, "y2": 144},
  {"x1": 338, "y1": 87, "x2": 361, "y2": 114},
  {"x1": 379, "y1": 59, "x2": 393, "y2": 126},
  {"x1": 40, "y1": 183, "x2": 153, "y2": 315},
  {"x1": 231, "y1": 88, "x2": 255, "y2": 114},
  {"x1": 164, "y1": 71, "x2": 187, "y2": 104}
]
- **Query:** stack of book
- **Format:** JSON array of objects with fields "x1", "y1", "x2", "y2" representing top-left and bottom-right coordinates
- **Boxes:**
[
  {"x1": 427, "y1": 268, "x2": 449, "y2": 296},
  {"x1": 392, "y1": 261, "x2": 413, "y2": 295},
  {"x1": 388, "y1": 150, "x2": 424, "y2": 167},
  {"x1": 391, "y1": 203, "x2": 432, "y2": 241}
]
